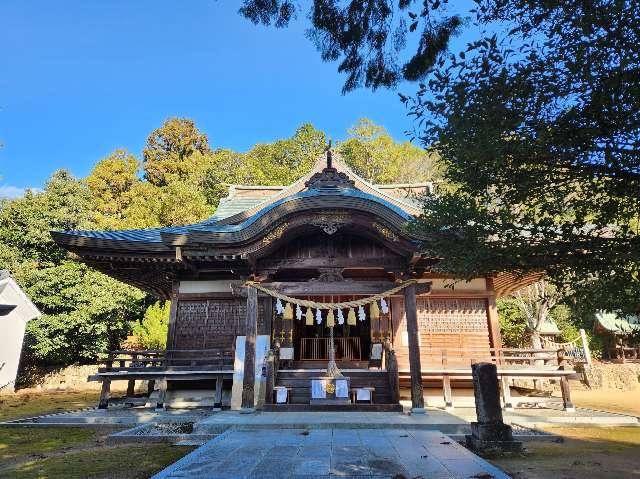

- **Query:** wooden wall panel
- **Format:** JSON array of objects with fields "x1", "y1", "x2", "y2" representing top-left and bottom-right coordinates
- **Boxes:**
[
  {"x1": 171, "y1": 298, "x2": 269, "y2": 351},
  {"x1": 392, "y1": 297, "x2": 491, "y2": 370}
]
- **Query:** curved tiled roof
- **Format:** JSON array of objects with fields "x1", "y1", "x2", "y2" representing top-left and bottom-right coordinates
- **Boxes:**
[{"x1": 54, "y1": 186, "x2": 413, "y2": 248}]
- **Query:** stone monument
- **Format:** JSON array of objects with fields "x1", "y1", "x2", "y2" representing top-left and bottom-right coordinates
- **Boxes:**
[{"x1": 465, "y1": 362, "x2": 522, "y2": 453}]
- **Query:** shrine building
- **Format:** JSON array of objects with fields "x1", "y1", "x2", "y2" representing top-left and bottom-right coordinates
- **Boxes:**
[{"x1": 52, "y1": 152, "x2": 542, "y2": 411}]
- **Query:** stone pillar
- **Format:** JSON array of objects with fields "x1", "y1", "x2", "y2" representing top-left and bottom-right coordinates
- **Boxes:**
[
  {"x1": 466, "y1": 362, "x2": 522, "y2": 453},
  {"x1": 241, "y1": 285, "x2": 258, "y2": 411},
  {"x1": 404, "y1": 283, "x2": 425, "y2": 413}
]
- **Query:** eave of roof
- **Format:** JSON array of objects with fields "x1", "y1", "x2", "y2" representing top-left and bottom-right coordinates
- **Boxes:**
[
  {"x1": 53, "y1": 185, "x2": 414, "y2": 250},
  {"x1": 595, "y1": 311, "x2": 640, "y2": 333}
]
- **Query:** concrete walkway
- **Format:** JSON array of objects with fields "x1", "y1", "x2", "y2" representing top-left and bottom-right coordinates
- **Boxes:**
[{"x1": 152, "y1": 428, "x2": 511, "y2": 479}]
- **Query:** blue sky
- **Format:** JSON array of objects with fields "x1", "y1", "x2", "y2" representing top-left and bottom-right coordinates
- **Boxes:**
[{"x1": 0, "y1": 0, "x2": 479, "y2": 197}]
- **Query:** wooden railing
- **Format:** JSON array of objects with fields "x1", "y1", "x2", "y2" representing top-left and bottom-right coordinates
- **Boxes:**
[
  {"x1": 97, "y1": 349, "x2": 234, "y2": 372},
  {"x1": 299, "y1": 337, "x2": 362, "y2": 360},
  {"x1": 415, "y1": 347, "x2": 580, "y2": 369}
]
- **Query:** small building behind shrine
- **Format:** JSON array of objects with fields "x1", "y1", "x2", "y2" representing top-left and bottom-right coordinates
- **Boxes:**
[
  {"x1": 52, "y1": 152, "x2": 540, "y2": 410},
  {"x1": 0, "y1": 270, "x2": 41, "y2": 391}
]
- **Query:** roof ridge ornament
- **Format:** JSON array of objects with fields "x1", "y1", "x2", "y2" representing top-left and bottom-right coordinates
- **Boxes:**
[{"x1": 305, "y1": 147, "x2": 355, "y2": 191}]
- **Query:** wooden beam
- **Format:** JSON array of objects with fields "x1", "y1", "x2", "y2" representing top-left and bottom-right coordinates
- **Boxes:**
[
  {"x1": 485, "y1": 278, "x2": 502, "y2": 350},
  {"x1": 404, "y1": 283, "x2": 425, "y2": 412},
  {"x1": 257, "y1": 256, "x2": 406, "y2": 271},
  {"x1": 241, "y1": 285, "x2": 258, "y2": 410},
  {"x1": 258, "y1": 281, "x2": 396, "y2": 295}
]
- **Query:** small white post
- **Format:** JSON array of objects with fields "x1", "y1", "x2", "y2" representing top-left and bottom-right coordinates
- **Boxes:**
[{"x1": 579, "y1": 329, "x2": 592, "y2": 366}]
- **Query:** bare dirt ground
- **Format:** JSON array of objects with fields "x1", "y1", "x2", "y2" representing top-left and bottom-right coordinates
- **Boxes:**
[
  {"x1": 490, "y1": 389, "x2": 640, "y2": 479},
  {"x1": 570, "y1": 388, "x2": 640, "y2": 417}
]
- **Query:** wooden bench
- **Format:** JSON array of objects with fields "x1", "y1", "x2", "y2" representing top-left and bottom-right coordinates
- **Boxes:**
[
  {"x1": 350, "y1": 387, "x2": 375, "y2": 404},
  {"x1": 399, "y1": 368, "x2": 578, "y2": 412},
  {"x1": 89, "y1": 369, "x2": 233, "y2": 409},
  {"x1": 91, "y1": 349, "x2": 234, "y2": 409}
]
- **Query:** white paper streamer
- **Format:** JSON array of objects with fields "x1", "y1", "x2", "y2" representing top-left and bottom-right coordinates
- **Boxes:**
[
  {"x1": 337, "y1": 309, "x2": 345, "y2": 325},
  {"x1": 380, "y1": 298, "x2": 389, "y2": 314},
  {"x1": 316, "y1": 308, "x2": 323, "y2": 324},
  {"x1": 295, "y1": 304, "x2": 302, "y2": 321},
  {"x1": 358, "y1": 305, "x2": 366, "y2": 322},
  {"x1": 275, "y1": 298, "x2": 284, "y2": 315}
]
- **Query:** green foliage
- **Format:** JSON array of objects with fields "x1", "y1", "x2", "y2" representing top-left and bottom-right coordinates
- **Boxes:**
[
  {"x1": 497, "y1": 298, "x2": 527, "y2": 348},
  {"x1": 407, "y1": 1, "x2": 640, "y2": 313},
  {"x1": 143, "y1": 117, "x2": 210, "y2": 186},
  {"x1": 132, "y1": 302, "x2": 170, "y2": 350},
  {"x1": 86, "y1": 149, "x2": 140, "y2": 230},
  {"x1": 338, "y1": 118, "x2": 441, "y2": 183},
  {"x1": 239, "y1": 0, "x2": 462, "y2": 92},
  {"x1": 0, "y1": 171, "x2": 145, "y2": 366}
]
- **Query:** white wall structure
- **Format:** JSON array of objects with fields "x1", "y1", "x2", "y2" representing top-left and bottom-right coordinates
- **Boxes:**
[
  {"x1": 0, "y1": 271, "x2": 41, "y2": 391},
  {"x1": 230, "y1": 335, "x2": 270, "y2": 410}
]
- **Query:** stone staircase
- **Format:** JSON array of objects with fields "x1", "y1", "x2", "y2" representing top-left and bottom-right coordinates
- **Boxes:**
[{"x1": 266, "y1": 369, "x2": 401, "y2": 411}]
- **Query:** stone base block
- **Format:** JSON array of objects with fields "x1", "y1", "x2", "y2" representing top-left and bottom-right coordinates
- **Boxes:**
[
  {"x1": 470, "y1": 421, "x2": 515, "y2": 442},
  {"x1": 466, "y1": 422, "x2": 522, "y2": 453},
  {"x1": 465, "y1": 435, "x2": 523, "y2": 454}
]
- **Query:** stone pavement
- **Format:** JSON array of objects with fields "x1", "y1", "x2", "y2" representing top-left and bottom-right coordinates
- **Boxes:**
[{"x1": 152, "y1": 428, "x2": 511, "y2": 479}]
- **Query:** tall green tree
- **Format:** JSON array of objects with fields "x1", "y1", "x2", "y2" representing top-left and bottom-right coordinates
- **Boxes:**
[
  {"x1": 407, "y1": 1, "x2": 640, "y2": 312},
  {"x1": 338, "y1": 118, "x2": 440, "y2": 183},
  {"x1": 86, "y1": 149, "x2": 141, "y2": 230},
  {"x1": 0, "y1": 171, "x2": 145, "y2": 365},
  {"x1": 243, "y1": 123, "x2": 328, "y2": 184},
  {"x1": 143, "y1": 117, "x2": 211, "y2": 186}
]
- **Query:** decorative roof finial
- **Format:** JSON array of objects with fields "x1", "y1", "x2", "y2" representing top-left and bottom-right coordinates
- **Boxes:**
[{"x1": 326, "y1": 140, "x2": 333, "y2": 169}]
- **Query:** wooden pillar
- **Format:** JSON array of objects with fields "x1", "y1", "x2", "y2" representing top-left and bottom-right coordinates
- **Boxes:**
[
  {"x1": 485, "y1": 278, "x2": 502, "y2": 351},
  {"x1": 156, "y1": 379, "x2": 167, "y2": 410},
  {"x1": 166, "y1": 283, "x2": 180, "y2": 350},
  {"x1": 500, "y1": 377, "x2": 514, "y2": 410},
  {"x1": 560, "y1": 376, "x2": 575, "y2": 412},
  {"x1": 442, "y1": 375, "x2": 453, "y2": 411},
  {"x1": 241, "y1": 285, "x2": 258, "y2": 410},
  {"x1": 264, "y1": 350, "x2": 275, "y2": 405},
  {"x1": 384, "y1": 341, "x2": 400, "y2": 404},
  {"x1": 404, "y1": 283, "x2": 425, "y2": 412},
  {"x1": 214, "y1": 375, "x2": 223, "y2": 408},
  {"x1": 98, "y1": 380, "x2": 111, "y2": 409},
  {"x1": 147, "y1": 380, "x2": 156, "y2": 396}
]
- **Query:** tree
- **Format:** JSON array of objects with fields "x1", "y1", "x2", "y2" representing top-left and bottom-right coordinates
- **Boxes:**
[
  {"x1": 407, "y1": 1, "x2": 640, "y2": 311},
  {"x1": 238, "y1": 0, "x2": 462, "y2": 92},
  {"x1": 243, "y1": 123, "x2": 328, "y2": 185},
  {"x1": 0, "y1": 170, "x2": 145, "y2": 365},
  {"x1": 86, "y1": 149, "x2": 141, "y2": 229},
  {"x1": 143, "y1": 118, "x2": 211, "y2": 186},
  {"x1": 132, "y1": 301, "x2": 171, "y2": 350},
  {"x1": 512, "y1": 281, "x2": 563, "y2": 350},
  {"x1": 338, "y1": 118, "x2": 440, "y2": 183}
]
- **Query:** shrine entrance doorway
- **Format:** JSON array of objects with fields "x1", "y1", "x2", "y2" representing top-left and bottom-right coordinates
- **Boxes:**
[{"x1": 284, "y1": 295, "x2": 393, "y2": 366}]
